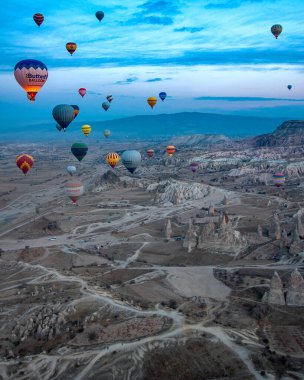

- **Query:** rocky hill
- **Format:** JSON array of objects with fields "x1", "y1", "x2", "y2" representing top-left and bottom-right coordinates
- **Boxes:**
[
  {"x1": 169, "y1": 134, "x2": 229, "y2": 147},
  {"x1": 253, "y1": 120, "x2": 304, "y2": 147}
]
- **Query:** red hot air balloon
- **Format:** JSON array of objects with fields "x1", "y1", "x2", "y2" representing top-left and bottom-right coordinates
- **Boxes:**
[
  {"x1": 16, "y1": 154, "x2": 34, "y2": 175},
  {"x1": 79, "y1": 88, "x2": 86, "y2": 97},
  {"x1": 147, "y1": 149, "x2": 155, "y2": 158},
  {"x1": 33, "y1": 13, "x2": 44, "y2": 27},
  {"x1": 189, "y1": 162, "x2": 199, "y2": 173}
]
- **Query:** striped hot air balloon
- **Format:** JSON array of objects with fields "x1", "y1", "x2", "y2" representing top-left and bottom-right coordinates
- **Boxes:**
[
  {"x1": 272, "y1": 172, "x2": 286, "y2": 187},
  {"x1": 121, "y1": 150, "x2": 141, "y2": 173},
  {"x1": 33, "y1": 13, "x2": 44, "y2": 26},
  {"x1": 81, "y1": 124, "x2": 91, "y2": 137},
  {"x1": 16, "y1": 154, "x2": 34, "y2": 175},
  {"x1": 147, "y1": 149, "x2": 155, "y2": 158},
  {"x1": 166, "y1": 145, "x2": 175, "y2": 157},
  {"x1": 71, "y1": 142, "x2": 88, "y2": 161},
  {"x1": 106, "y1": 95, "x2": 113, "y2": 102},
  {"x1": 106, "y1": 152, "x2": 120, "y2": 169},
  {"x1": 147, "y1": 96, "x2": 157, "y2": 109},
  {"x1": 66, "y1": 42, "x2": 77, "y2": 55},
  {"x1": 14, "y1": 59, "x2": 48, "y2": 102},
  {"x1": 65, "y1": 180, "x2": 84, "y2": 203},
  {"x1": 52, "y1": 104, "x2": 75, "y2": 131},
  {"x1": 189, "y1": 162, "x2": 199, "y2": 173}
]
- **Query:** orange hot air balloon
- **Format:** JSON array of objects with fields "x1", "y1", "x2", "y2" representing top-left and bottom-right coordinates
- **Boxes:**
[
  {"x1": 14, "y1": 59, "x2": 48, "y2": 102},
  {"x1": 66, "y1": 42, "x2": 77, "y2": 55},
  {"x1": 16, "y1": 154, "x2": 34, "y2": 175},
  {"x1": 166, "y1": 145, "x2": 175, "y2": 157},
  {"x1": 147, "y1": 96, "x2": 157, "y2": 109},
  {"x1": 106, "y1": 152, "x2": 120, "y2": 169},
  {"x1": 147, "y1": 149, "x2": 155, "y2": 158}
]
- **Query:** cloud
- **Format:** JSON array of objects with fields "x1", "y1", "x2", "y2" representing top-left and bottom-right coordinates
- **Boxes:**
[
  {"x1": 205, "y1": 0, "x2": 279, "y2": 9},
  {"x1": 87, "y1": 90, "x2": 103, "y2": 96},
  {"x1": 115, "y1": 76, "x2": 138, "y2": 85},
  {"x1": 174, "y1": 26, "x2": 204, "y2": 33},
  {"x1": 128, "y1": 0, "x2": 180, "y2": 25},
  {"x1": 194, "y1": 96, "x2": 304, "y2": 102},
  {"x1": 145, "y1": 77, "x2": 172, "y2": 82}
]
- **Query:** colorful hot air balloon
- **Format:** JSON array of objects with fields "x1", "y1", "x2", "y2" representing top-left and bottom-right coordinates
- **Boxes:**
[
  {"x1": 66, "y1": 42, "x2": 77, "y2": 55},
  {"x1": 67, "y1": 165, "x2": 76, "y2": 176},
  {"x1": 147, "y1": 96, "x2": 157, "y2": 109},
  {"x1": 147, "y1": 149, "x2": 155, "y2": 158},
  {"x1": 166, "y1": 145, "x2": 175, "y2": 157},
  {"x1": 106, "y1": 152, "x2": 120, "y2": 169},
  {"x1": 71, "y1": 105, "x2": 79, "y2": 119},
  {"x1": 56, "y1": 124, "x2": 63, "y2": 132},
  {"x1": 71, "y1": 142, "x2": 88, "y2": 161},
  {"x1": 33, "y1": 13, "x2": 44, "y2": 27},
  {"x1": 65, "y1": 180, "x2": 84, "y2": 203},
  {"x1": 189, "y1": 162, "x2": 199, "y2": 173},
  {"x1": 104, "y1": 129, "x2": 110, "y2": 138},
  {"x1": 52, "y1": 104, "x2": 75, "y2": 131},
  {"x1": 159, "y1": 92, "x2": 167, "y2": 101},
  {"x1": 272, "y1": 172, "x2": 286, "y2": 187},
  {"x1": 106, "y1": 95, "x2": 113, "y2": 103},
  {"x1": 16, "y1": 154, "x2": 34, "y2": 175},
  {"x1": 287, "y1": 85, "x2": 292, "y2": 90},
  {"x1": 96, "y1": 11, "x2": 104, "y2": 22},
  {"x1": 82, "y1": 124, "x2": 91, "y2": 137},
  {"x1": 14, "y1": 59, "x2": 48, "y2": 102},
  {"x1": 102, "y1": 102, "x2": 110, "y2": 111},
  {"x1": 121, "y1": 150, "x2": 141, "y2": 174},
  {"x1": 271, "y1": 24, "x2": 282, "y2": 39},
  {"x1": 79, "y1": 88, "x2": 86, "y2": 97}
]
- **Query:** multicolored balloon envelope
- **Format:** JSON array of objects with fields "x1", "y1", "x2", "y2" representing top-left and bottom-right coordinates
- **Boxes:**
[
  {"x1": 16, "y1": 154, "x2": 34, "y2": 175},
  {"x1": 166, "y1": 145, "x2": 176, "y2": 157},
  {"x1": 52, "y1": 104, "x2": 75, "y2": 131},
  {"x1": 189, "y1": 162, "x2": 199, "y2": 173},
  {"x1": 71, "y1": 142, "x2": 88, "y2": 161},
  {"x1": 159, "y1": 92, "x2": 167, "y2": 101},
  {"x1": 82, "y1": 124, "x2": 92, "y2": 137},
  {"x1": 106, "y1": 152, "x2": 120, "y2": 169},
  {"x1": 102, "y1": 102, "x2": 110, "y2": 111},
  {"x1": 121, "y1": 150, "x2": 141, "y2": 173},
  {"x1": 65, "y1": 180, "x2": 84, "y2": 203},
  {"x1": 147, "y1": 96, "x2": 157, "y2": 109},
  {"x1": 106, "y1": 95, "x2": 113, "y2": 103},
  {"x1": 147, "y1": 149, "x2": 155, "y2": 158},
  {"x1": 71, "y1": 105, "x2": 80, "y2": 119},
  {"x1": 104, "y1": 129, "x2": 110, "y2": 138},
  {"x1": 271, "y1": 24, "x2": 282, "y2": 39},
  {"x1": 79, "y1": 88, "x2": 86, "y2": 97},
  {"x1": 66, "y1": 42, "x2": 77, "y2": 55},
  {"x1": 33, "y1": 13, "x2": 44, "y2": 26},
  {"x1": 96, "y1": 11, "x2": 104, "y2": 21},
  {"x1": 272, "y1": 172, "x2": 286, "y2": 187},
  {"x1": 14, "y1": 59, "x2": 48, "y2": 102},
  {"x1": 67, "y1": 165, "x2": 76, "y2": 176}
]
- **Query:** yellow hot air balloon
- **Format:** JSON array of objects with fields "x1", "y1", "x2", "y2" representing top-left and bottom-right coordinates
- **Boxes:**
[
  {"x1": 147, "y1": 96, "x2": 157, "y2": 109},
  {"x1": 81, "y1": 124, "x2": 91, "y2": 137},
  {"x1": 66, "y1": 42, "x2": 77, "y2": 55},
  {"x1": 106, "y1": 152, "x2": 120, "y2": 169}
]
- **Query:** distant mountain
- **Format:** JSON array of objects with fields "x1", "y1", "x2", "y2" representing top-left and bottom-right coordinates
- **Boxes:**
[
  {"x1": 169, "y1": 134, "x2": 229, "y2": 146},
  {"x1": 3, "y1": 112, "x2": 286, "y2": 142},
  {"x1": 252, "y1": 120, "x2": 304, "y2": 147}
]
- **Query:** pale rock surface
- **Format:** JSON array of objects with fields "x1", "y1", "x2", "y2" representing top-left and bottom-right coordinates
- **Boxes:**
[
  {"x1": 164, "y1": 219, "x2": 172, "y2": 239},
  {"x1": 286, "y1": 269, "x2": 304, "y2": 306},
  {"x1": 262, "y1": 272, "x2": 285, "y2": 305},
  {"x1": 268, "y1": 212, "x2": 281, "y2": 240}
]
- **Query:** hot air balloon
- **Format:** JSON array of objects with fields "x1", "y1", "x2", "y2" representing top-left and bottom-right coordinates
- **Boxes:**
[
  {"x1": 189, "y1": 162, "x2": 199, "y2": 173},
  {"x1": 287, "y1": 85, "x2": 292, "y2": 90},
  {"x1": 79, "y1": 88, "x2": 86, "y2": 97},
  {"x1": 71, "y1": 142, "x2": 88, "y2": 161},
  {"x1": 16, "y1": 154, "x2": 34, "y2": 175},
  {"x1": 27, "y1": 93, "x2": 35, "y2": 102},
  {"x1": 271, "y1": 24, "x2": 282, "y2": 39},
  {"x1": 166, "y1": 145, "x2": 175, "y2": 157},
  {"x1": 159, "y1": 92, "x2": 167, "y2": 101},
  {"x1": 71, "y1": 105, "x2": 79, "y2": 119},
  {"x1": 33, "y1": 13, "x2": 44, "y2": 27},
  {"x1": 52, "y1": 104, "x2": 75, "y2": 131},
  {"x1": 272, "y1": 172, "x2": 286, "y2": 187},
  {"x1": 121, "y1": 150, "x2": 141, "y2": 174},
  {"x1": 82, "y1": 124, "x2": 91, "y2": 137},
  {"x1": 147, "y1": 96, "x2": 157, "y2": 109},
  {"x1": 96, "y1": 11, "x2": 104, "y2": 22},
  {"x1": 102, "y1": 102, "x2": 110, "y2": 111},
  {"x1": 106, "y1": 152, "x2": 120, "y2": 169},
  {"x1": 104, "y1": 129, "x2": 110, "y2": 138},
  {"x1": 106, "y1": 95, "x2": 113, "y2": 103},
  {"x1": 56, "y1": 124, "x2": 63, "y2": 132},
  {"x1": 67, "y1": 165, "x2": 76, "y2": 176},
  {"x1": 65, "y1": 180, "x2": 84, "y2": 203},
  {"x1": 66, "y1": 42, "x2": 77, "y2": 55},
  {"x1": 147, "y1": 149, "x2": 155, "y2": 158},
  {"x1": 14, "y1": 59, "x2": 48, "y2": 102}
]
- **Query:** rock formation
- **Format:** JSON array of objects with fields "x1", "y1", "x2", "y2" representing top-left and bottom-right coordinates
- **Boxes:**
[
  {"x1": 268, "y1": 212, "x2": 281, "y2": 240},
  {"x1": 262, "y1": 272, "x2": 285, "y2": 305},
  {"x1": 289, "y1": 225, "x2": 304, "y2": 255},
  {"x1": 257, "y1": 225, "x2": 263, "y2": 238},
  {"x1": 286, "y1": 268, "x2": 304, "y2": 306},
  {"x1": 208, "y1": 204, "x2": 215, "y2": 216},
  {"x1": 183, "y1": 220, "x2": 197, "y2": 253},
  {"x1": 294, "y1": 209, "x2": 304, "y2": 238},
  {"x1": 164, "y1": 219, "x2": 172, "y2": 240}
]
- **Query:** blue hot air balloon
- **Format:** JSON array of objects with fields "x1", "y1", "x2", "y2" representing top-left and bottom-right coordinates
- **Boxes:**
[
  {"x1": 52, "y1": 104, "x2": 75, "y2": 131},
  {"x1": 121, "y1": 150, "x2": 141, "y2": 173},
  {"x1": 159, "y1": 92, "x2": 167, "y2": 101}
]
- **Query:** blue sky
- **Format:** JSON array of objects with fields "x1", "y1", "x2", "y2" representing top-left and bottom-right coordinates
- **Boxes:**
[{"x1": 1, "y1": 0, "x2": 304, "y2": 128}]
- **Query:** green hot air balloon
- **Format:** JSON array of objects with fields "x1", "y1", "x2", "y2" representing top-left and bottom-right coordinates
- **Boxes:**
[
  {"x1": 102, "y1": 102, "x2": 110, "y2": 111},
  {"x1": 104, "y1": 129, "x2": 110, "y2": 138},
  {"x1": 121, "y1": 150, "x2": 141, "y2": 174},
  {"x1": 56, "y1": 124, "x2": 63, "y2": 132},
  {"x1": 71, "y1": 142, "x2": 88, "y2": 161},
  {"x1": 96, "y1": 11, "x2": 104, "y2": 22},
  {"x1": 52, "y1": 104, "x2": 75, "y2": 131}
]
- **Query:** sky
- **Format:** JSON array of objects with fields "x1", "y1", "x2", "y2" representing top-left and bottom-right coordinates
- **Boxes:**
[{"x1": 1, "y1": 0, "x2": 304, "y2": 129}]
